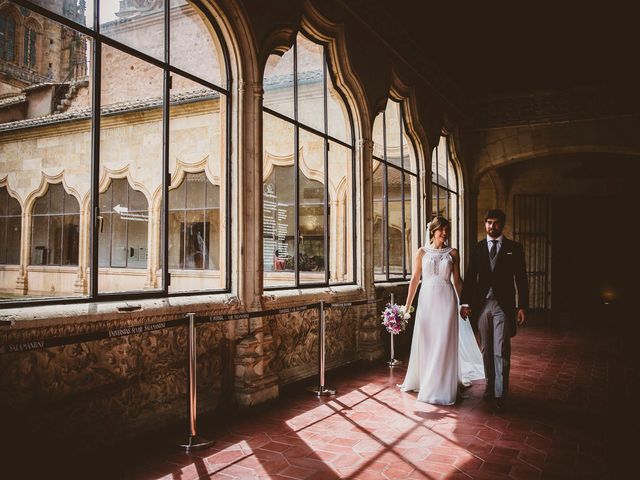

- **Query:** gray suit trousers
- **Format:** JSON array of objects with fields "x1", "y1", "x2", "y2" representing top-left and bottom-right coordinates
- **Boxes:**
[{"x1": 478, "y1": 299, "x2": 511, "y2": 399}]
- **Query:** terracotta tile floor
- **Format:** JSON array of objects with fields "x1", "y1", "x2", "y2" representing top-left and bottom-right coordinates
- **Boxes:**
[{"x1": 21, "y1": 315, "x2": 640, "y2": 479}]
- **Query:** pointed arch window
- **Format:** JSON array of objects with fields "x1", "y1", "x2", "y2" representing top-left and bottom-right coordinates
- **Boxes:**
[
  {"x1": 0, "y1": 10, "x2": 17, "y2": 63},
  {"x1": 23, "y1": 25, "x2": 36, "y2": 69},
  {"x1": 98, "y1": 178, "x2": 149, "y2": 269},
  {"x1": 0, "y1": 186, "x2": 21, "y2": 265},
  {"x1": 262, "y1": 32, "x2": 356, "y2": 288},
  {"x1": 169, "y1": 172, "x2": 220, "y2": 271},
  {"x1": 431, "y1": 135, "x2": 461, "y2": 249},
  {"x1": 372, "y1": 99, "x2": 420, "y2": 282},
  {"x1": 30, "y1": 184, "x2": 80, "y2": 266}
]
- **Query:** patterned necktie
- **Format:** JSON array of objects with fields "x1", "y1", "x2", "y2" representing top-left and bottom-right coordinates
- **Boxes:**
[{"x1": 490, "y1": 240, "x2": 498, "y2": 259}]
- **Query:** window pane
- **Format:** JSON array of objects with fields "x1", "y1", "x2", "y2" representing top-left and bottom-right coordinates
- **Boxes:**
[
  {"x1": 5, "y1": 215, "x2": 20, "y2": 264},
  {"x1": 297, "y1": 35, "x2": 324, "y2": 133},
  {"x1": 49, "y1": 214, "x2": 63, "y2": 265},
  {"x1": 99, "y1": 45, "x2": 160, "y2": 292},
  {"x1": 436, "y1": 137, "x2": 449, "y2": 188},
  {"x1": 170, "y1": 0, "x2": 225, "y2": 86},
  {"x1": 98, "y1": 213, "x2": 111, "y2": 267},
  {"x1": 31, "y1": 216, "x2": 48, "y2": 266},
  {"x1": 100, "y1": 0, "x2": 164, "y2": 62},
  {"x1": 0, "y1": 5, "x2": 90, "y2": 302},
  {"x1": 263, "y1": 50, "x2": 294, "y2": 119},
  {"x1": 372, "y1": 113, "x2": 384, "y2": 160},
  {"x1": 387, "y1": 166, "x2": 403, "y2": 276},
  {"x1": 373, "y1": 160, "x2": 386, "y2": 281},
  {"x1": 329, "y1": 140, "x2": 352, "y2": 283},
  {"x1": 168, "y1": 209, "x2": 183, "y2": 269},
  {"x1": 127, "y1": 214, "x2": 148, "y2": 269},
  {"x1": 299, "y1": 129, "x2": 325, "y2": 284},
  {"x1": 168, "y1": 72, "x2": 225, "y2": 292},
  {"x1": 0, "y1": 187, "x2": 21, "y2": 266},
  {"x1": 403, "y1": 173, "x2": 413, "y2": 276},
  {"x1": 385, "y1": 101, "x2": 402, "y2": 167},
  {"x1": 28, "y1": 0, "x2": 94, "y2": 29},
  {"x1": 263, "y1": 113, "x2": 295, "y2": 288},
  {"x1": 110, "y1": 209, "x2": 127, "y2": 267},
  {"x1": 327, "y1": 70, "x2": 351, "y2": 145},
  {"x1": 403, "y1": 131, "x2": 417, "y2": 174},
  {"x1": 62, "y1": 213, "x2": 80, "y2": 265},
  {"x1": 49, "y1": 183, "x2": 64, "y2": 214},
  {"x1": 450, "y1": 192, "x2": 459, "y2": 250}
]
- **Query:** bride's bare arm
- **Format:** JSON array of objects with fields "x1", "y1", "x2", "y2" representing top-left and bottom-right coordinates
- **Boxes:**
[
  {"x1": 450, "y1": 249, "x2": 463, "y2": 298},
  {"x1": 404, "y1": 248, "x2": 425, "y2": 312}
]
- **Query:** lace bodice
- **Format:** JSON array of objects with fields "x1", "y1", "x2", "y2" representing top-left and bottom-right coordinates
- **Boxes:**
[{"x1": 422, "y1": 246, "x2": 453, "y2": 285}]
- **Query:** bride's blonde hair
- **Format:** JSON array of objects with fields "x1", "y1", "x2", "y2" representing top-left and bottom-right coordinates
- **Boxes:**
[{"x1": 428, "y1": 216, "x2": 450, "y2": 240}]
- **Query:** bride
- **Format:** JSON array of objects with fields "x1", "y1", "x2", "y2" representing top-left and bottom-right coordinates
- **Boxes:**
[{"x1": 399, "y1": 216, "x2": 484, "y2": 405}]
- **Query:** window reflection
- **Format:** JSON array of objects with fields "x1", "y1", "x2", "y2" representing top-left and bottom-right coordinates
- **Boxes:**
[
  {"x1": 431, "y1": 135, "x2": 461, "y2": 249},
  {"x1": 372, "y1": 99, "x2": 419, "y2": 282},
  {"x1": 262, "y1": 32, "x2": 355, "y2": 288},
  {"x1": 30, "y1": 184, "x2": 80, "y2": 267}
]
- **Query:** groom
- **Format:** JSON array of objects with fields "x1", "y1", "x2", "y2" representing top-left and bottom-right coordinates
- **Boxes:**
[{"x1": 460, "y1": 209, "x2": 528, "y2": 411}]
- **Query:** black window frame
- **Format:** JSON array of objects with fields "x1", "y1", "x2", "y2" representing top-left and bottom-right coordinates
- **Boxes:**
[
  {"x1": 1, "y1": 0, "x2": 232, "y2": 308},
  {"x1": 373, "y1": 100, "x2": 421, "y2": 283},
  {"x1": 0, "y1": 185, "x2": 22, "y2": 265},
  {"x1": 431, "y1": 134, "x2": 461, "y2": 249},
  {"x1": 262, "y1": 32, "x2": 357, "y2": 290},
  {"x1": 0, "y1": 7, "x2": 18, "y2": 63}
]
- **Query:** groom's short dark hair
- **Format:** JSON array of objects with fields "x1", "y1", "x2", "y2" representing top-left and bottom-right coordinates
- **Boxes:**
[{"x1": 485, "y1": 209, "x2": 506, "y2": 224}]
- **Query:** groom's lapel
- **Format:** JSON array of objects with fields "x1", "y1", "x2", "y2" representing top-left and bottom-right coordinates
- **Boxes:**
[{"x1": 479, "y1": 239, "x2": 490, "y2": 271}]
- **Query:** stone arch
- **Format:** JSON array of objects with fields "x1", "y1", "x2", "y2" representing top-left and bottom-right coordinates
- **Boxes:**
[
  {"x1": 0, "y1": 173, "x2": 23, "y2": 208},
  {"x1": 473, "y1": 116, "x2": 640, "y2": 183}
]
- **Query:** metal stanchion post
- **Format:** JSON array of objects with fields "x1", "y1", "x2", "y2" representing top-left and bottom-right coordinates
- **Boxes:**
[
  {"x1": 307, "y1": 301, "x2": 336, "y2": 396},
  {"x1": 178, "y1": 313, "x2": 214, "y2": 451},
  {"x1": 387, "y1": 293, "x2": 402, "y2": 367}
]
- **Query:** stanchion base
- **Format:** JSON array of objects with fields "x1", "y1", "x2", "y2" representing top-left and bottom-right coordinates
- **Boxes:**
[
  {"x1": 387, "y1": 358, "x2": 403, "y2": 367},
  {"x1": 178, "y1": 435, "x2": 214, "y2": 451},
  {"x1": 307, "y1": 385, "x2": 336, "y2": 396}
]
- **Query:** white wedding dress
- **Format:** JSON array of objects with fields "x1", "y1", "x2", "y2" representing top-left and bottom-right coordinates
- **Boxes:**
[{"x1": 400, "y1": 245, "x2": 484, "y2": 405}]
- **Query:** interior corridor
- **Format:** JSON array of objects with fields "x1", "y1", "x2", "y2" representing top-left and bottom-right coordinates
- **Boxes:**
[{"x1": 13, "y1": 312, "x2": 636, "y2": 480}]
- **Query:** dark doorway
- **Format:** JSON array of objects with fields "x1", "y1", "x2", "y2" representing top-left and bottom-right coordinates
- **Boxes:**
[{"x1": 552, "y1": 196, "x2": 635, "y2": 315}]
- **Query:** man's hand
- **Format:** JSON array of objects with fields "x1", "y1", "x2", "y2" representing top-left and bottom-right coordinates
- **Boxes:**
[
  {"x1": 460, "y1": 306, "x2": 471, "y2": 320},
  {"x1": 517, "y1": 308, "x2": 526, "y2": 326}
]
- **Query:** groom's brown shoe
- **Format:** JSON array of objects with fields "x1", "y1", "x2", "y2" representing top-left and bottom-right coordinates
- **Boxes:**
[{"x1": 493, "y1": 397, "x2": 507, "y2": 412}]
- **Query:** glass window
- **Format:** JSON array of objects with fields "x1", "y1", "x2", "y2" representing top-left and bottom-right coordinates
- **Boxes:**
[
  {"x1": 372, "y1": 100, "x2": 420, "y2": 282},
  {"x1": 30, "y1": 184, "x2": 80, "y2": 267},
  {"x1": 0, "y1": 186, "x2": 21, "y2": 265},
  {"x1": 23, "y1": 25, "x2": 37, "y2": 69},
  {"x1": 262, "y1": 33, "x2": 356, "y2": 288},
  {"x1": 98, "y1": 178, "x2": 149, "y2": 270},
  {"x1": 0, "y1": 0, "x2": 230, "y2": 304},
  {"x1": 431, "y1": 135, "x2": 461, "y2": 249},
  {"x1": 0, "y1": 9, "x2": 17, "y2": 62},
  {"x1": 168, "y1": 172, "x2": 220, "y2": 288}
]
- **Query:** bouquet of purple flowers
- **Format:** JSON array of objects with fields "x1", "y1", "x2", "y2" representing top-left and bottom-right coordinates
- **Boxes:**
[{"x1": 381, "y1": 303, "x2": 413, "y2": 334}]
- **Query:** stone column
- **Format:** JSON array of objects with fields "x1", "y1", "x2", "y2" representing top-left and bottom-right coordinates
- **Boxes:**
[
  {"x1": 357, "y1": 138, "x2": 384, "y2": 361},
  {"x1": 234, "y1": 79, "x2": 279, "y2": 406},
  {"x1": 74, "y1": 204, "x2": 88, "y2": 294},
  {"x1": 15, "y1": 206, "x2": 30, "y2": 295}
]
